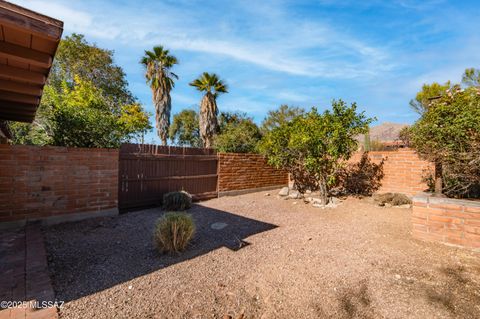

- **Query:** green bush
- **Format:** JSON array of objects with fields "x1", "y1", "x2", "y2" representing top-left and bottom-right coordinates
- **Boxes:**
[
  {"x1": 154, "y1": 212, "x2": 195, "y2": 253},
  {"x1": 163, "y1": 191, "x2": 192, "y2": 211}
]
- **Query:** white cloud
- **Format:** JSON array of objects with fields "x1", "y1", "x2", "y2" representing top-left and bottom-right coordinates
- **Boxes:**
[{"x1": 10, "y1": 0, "x2": 394, "y2": 79}]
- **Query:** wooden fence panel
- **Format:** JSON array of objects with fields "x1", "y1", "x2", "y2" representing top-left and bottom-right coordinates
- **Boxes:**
[{"x1": 119, "y1": 144, "x2": 218, "y2": 211}]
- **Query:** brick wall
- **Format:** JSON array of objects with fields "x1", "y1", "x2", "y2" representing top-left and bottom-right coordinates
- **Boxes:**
[
  {"x1": 217, "y1": 153, "x2": 288, "y2": 193},
  {"x1": 0, "y1": 144, "x2": 118, "y2": 224},
  {"x1": 349, "y1": 148, "x2": 433, "y2": 196},
  {"x1": 412, "y1": 194, "x2": 480, "y2": 251}
]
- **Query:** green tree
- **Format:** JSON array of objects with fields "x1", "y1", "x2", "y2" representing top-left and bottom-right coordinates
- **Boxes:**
[
  {"x1": 10, "y1": 34, "x2": 151, "y2": 147},
  {"x1": 169, "y1": 109, "x2": 201, "y2": 147},
  {"x1": 409, "y1": 85, "x2": 480, "y2": 197},
  {"x1": 261, "y1": 104, "x2": 305, "y2": 133},
  {"x1": 214, "y1": 115, "x2": 262, "y2": 153},
  {"x1": 259, "y1": 100, "x2": 373, "y2": 204},
  {"x1": 141, "y1": 46, "x2": 178, "y2": 145},
  {"x1": 409, "y1": 82, "x2": 451, "y2": 114},
  {"x1": 50, "y1": 33, "x2": 134, "y2": 106},
  {"x1": 189, "y1": 72, "x2": 228, "y2": 148},
  {"x1": 462, "y1": 68, "x2": 480, "y2": 87}
]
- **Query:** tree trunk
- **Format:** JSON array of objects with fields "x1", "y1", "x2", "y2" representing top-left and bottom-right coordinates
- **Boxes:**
[
  {"x1": 199, "y1": 92, "x2": 218, "y2": 149},
  {"x1": 434, "y1": 161, "x2": 443, "y2": 195},
  {"x1": 153, "y1": 81, "x2": 171, "y2": 146},
  {"x1": 318, "y1": 175, "x2": 328, "y2": 205}
]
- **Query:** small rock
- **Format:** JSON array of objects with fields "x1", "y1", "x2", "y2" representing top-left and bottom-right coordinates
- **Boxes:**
[
  {"x1": 313, "y1": 203, "x2": 325, "y2": 209},
  {"x1": 395, "y1": 274, "x2": 401, "y2": 280},
  {"x1": 292, "y1": 201, "x2": 298, "y2": 205},
  {"x1": 278, "y1": 187, "x2": 289, "y2": 196},
  {"x1": 394, "y1": 204, "x2": 411, "y2": 209},
  {"x1": 325, "y1": 202, "x2": 338, "y2": 209},
  {"x1": 128, "y1": 285, "x2": 133, "y2": 290},
  {"x1": 288, "y1": 190, "x2": 303, "y2": 199},
  {"x1": 405, "y1": 276, "x2": 415, "y2": 283},
  {"x1": 211, "y1": 222, "x2": 228, "y2": 230},
  {"x1": 311, "y1": 197, "x2": 326, "y2": 205},
  {"x1": 264, "y1": 193, "x2": 271, "y2": 196},
  {"x1": 330, "y1": 197, "x2": 341, "y2": 204},
  {"x1": 384, "y1": 203, "x2": 392, "y2": 208}
]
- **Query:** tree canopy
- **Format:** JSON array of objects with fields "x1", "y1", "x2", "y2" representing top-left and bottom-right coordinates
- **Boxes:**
[
  {"x1": 169, "y1": 109, "x2": 201, "y2": 147},
  {"x1": 409, "y1": 82, "x2": 452, "y2": 114},
  {"x1": 259, "y1": 100, "x2": 373, "y2": 203},
  {"x1": 409, "y1": 73, "x2": 480, "y2": 197},
  {"x1": 10, "y1": 34, "x2": 151, "y2": 147},
  {"x1": 214, "y1": 112, "x2": 262, "y2": 153},
  {"x1": 261, "y1": 104, "x2": 305, "y2": 133}
]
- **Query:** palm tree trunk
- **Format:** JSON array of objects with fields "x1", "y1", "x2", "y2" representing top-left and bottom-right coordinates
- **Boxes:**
[
  {"x1": 199, "y1": 92, "x2": 218, "y2": 148},
  {"x1": 153, "y1": 85, "x2": 171, "y2": 146}
]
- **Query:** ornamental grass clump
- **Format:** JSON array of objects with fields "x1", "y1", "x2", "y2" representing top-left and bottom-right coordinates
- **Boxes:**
[
  {"x1": 154, "y1": 212, "x2": 195, "y2": 253},
  {"x1": 163, "y1": 190, "x2": 192, "y2": 211}
]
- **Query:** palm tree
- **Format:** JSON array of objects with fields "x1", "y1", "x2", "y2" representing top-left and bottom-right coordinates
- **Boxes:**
[
  {"x1": 189, "y1": 72, "x2": 228, "y2": 148},
  {"x1": 140, "y1": 46, "x2": 178, "y2": 145}
]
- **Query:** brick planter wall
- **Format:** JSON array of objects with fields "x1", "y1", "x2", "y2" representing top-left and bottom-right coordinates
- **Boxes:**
[
  {"x1": 412, "y1": 193, "x2": 480, "y2": 251},
  {"x1": 0, "y1": 144, "x2": 118, "y2": 226},
  {"x1": 217, "y1": 153, "x2": 288, "y2": 194},
  {"x1": 349, "y1": 149, "x2": 432, "y2": 196}
]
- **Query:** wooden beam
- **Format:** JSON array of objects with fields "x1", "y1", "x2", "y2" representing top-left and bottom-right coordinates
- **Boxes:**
[
  {"x1": 0, "y1": 90, "x2": 39, "y2": 104},
  {"x1": 0, "y1": 99, "x2": 37, "y2": 112},
  {"x1": 0, "y1": 79, "x2": 42, "y2": 95},
  {"x1": 0, "y1": 111, "x2": 33, "y2": 122},
  {"x1": 0, "y1": 41, "x2": 52, "y2": 67},
  {"x1": 0, "y1": 64, "x2": 45, "y2": 84},
  {"x1": 0, "y1": 1, "x2": 63, "y2": 40}
]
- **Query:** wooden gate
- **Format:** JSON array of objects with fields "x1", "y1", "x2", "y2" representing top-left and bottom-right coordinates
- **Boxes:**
[{"x1": 119, "y1": 143, "x2": 218, "y2": 211}]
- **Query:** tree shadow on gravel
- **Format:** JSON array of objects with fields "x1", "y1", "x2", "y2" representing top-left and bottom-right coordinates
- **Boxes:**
[
  {"x1": 43, "y1": 204, "x2": 277, "y2": 302},
  {"x1": 424, "y1": 265, "x2": 480, "y2": 318}
]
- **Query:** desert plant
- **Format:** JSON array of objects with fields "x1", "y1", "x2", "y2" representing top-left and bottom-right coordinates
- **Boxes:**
[
  {"x1": 339, "y1": 152, "x2": 384, "y2": 196},
  {"x1": 373, "y1": 193, "x2": 412, "y2": 206},
  {"x1": 154, "y1": 212, "x2": 195, "y2": 253},
  {"x1": 163, "y1": 191, "x2": 192, "y2": 211}
]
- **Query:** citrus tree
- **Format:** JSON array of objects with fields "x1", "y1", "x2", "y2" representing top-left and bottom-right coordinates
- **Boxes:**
[{"x1": 259, "y1": 100, "x2": 373, "y2": 204}]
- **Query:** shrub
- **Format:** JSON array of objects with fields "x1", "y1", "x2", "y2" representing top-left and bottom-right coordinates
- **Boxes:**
[
  {"x1": 154, "y1": 212, "x2": 195, "y2": 253},
  {"x1": 338, "y1": 152, "x2": 384, "y2": 196},
  {"x1": 163, "y1": 191, "x2": 192, "y2": 211},
  {"x1": 373, "y1": 193, "x2": 412, "y2": 206}
]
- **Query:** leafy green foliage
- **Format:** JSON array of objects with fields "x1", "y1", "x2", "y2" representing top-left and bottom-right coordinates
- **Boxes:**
[
  {"x1": 10, "y1": 34, "x2": 151, "y2": 147},
  {"x1": 409, "y1": 82, "x2": 451, "y2": 114},
  {"x1": 259, "y1": 100, "x2": 373, "y2": 201},
  {"x1": 189, "y1": 72, "x2": 228, "y2": 97},
  {"x1": 214, "y1": 116, "x2": 262, "y2": 153},
  {"x1": 169, "y1": 109, "x2": 201, "y2": 147},
  {"x1": 409, "y1": 83, "x2": 480, "y2": 197},
  {"x1": 462, "y1": 68, "x2": 480, "y2": 87},
  {"x1": 154, "y1": 212, "x2": 195, "y2": 254},
  {"x1": 261, "y1": 104, "x2": 305, "y2": 133}
]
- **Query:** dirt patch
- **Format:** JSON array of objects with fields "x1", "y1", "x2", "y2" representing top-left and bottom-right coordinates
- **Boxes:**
[{"x1": 44, "y1": 191, "x2": 480, "y2": 319}]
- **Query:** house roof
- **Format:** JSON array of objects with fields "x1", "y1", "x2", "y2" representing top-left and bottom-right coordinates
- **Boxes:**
[{"x1": 0, "y1": 0, "x2": 63, "y2": 123}]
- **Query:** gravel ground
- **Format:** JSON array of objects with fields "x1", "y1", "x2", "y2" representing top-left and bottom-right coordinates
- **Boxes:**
[{"x1": 44, "y1": 191, "x2": 480, "y2": 319}]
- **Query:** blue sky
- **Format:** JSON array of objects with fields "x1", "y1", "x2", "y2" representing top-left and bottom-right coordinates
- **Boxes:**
[{"x1": 12, "y1": 0, "x2": 480, "y2": 144}]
